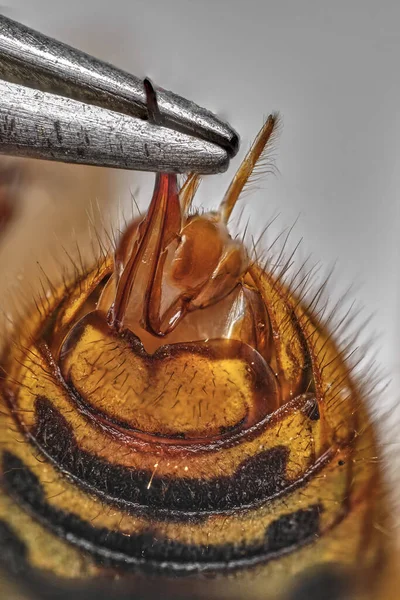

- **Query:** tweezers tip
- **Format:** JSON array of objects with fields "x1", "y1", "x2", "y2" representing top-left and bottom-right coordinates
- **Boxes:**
[{"x1": 227, "y1": 130, "x2": 240, "y2": 158}]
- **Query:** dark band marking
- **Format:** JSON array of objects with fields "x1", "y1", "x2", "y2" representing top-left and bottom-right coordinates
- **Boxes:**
[
  {"x1": 267, "y1": 509, "x2": 320, "y2": 552},
  {"x1": 2, "y1": 451, "x2": 321, "y2": 574},
  {"x1": 286, "y1": 564, "x2": 352, "y2": 600},
  {"x1": 32, "y1": 397, "x2": 290, "y2": 516},
  {"x1": 0, "y1": 519, "x2": 28, "y2": 575}
]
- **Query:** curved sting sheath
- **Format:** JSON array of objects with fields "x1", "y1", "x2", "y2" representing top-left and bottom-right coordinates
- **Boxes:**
[{"x1": 0, "y1": 14, "x2": 239, "y2": 174}]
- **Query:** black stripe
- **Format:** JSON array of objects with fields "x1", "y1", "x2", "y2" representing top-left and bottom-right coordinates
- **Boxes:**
[
  {"x1": 2, "y1": 451, "x2": 321, "y2": 574},
  {"x1": 32, "y1": 396, "x2": 290, "y2": 516}
]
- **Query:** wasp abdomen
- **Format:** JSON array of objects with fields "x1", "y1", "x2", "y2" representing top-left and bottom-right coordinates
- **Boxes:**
[{"x1": 0, "y1": 115, "x2": 390, "y2": 600}]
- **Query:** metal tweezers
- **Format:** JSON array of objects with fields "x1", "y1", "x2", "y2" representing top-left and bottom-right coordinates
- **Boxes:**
[{"x1": 0, "y1": 14, "x2": 239, "y2": 174}]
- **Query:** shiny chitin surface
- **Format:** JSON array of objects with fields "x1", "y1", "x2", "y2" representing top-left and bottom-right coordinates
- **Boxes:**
[
  {"x1": 0, "y1": 116, "x2": 392, "y2": 600},
  {"x1": 0, "y1": 80, "x2": 229, "y2": 174}
]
